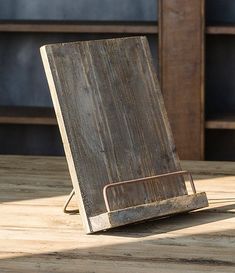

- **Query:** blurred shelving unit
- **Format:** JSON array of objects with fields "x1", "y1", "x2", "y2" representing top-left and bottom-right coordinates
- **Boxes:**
[
  {"x1": 204, "y1": 0, "x2": 235, "y2": 160},
  {"x1": 206, "y1": 23, "x2": 235, "y2": 133},
  {"x1": 207, "y1": 25, "x2": 235, "y2": 35},
  {"x1": 158, "y1": 0, "x2": 205, "y2": 160},
  {"x1": 0, "y1": 21, "x2": 158, "y2": 128},
  {"x1": 158, "y1": 0, "x2": 235, "y2": 161},
  {"x1": 205, "y1": 114, "x2": 235, "y2": 130},
  {"x1": 0, "y1": 0, "x2": 158, "y2": 155},
  {"x1": 1, "y1": 0, "x2": 235, "y2": 160},
  {"x1": 0, "y1": 106, "x2": 56, "y2": 125},
  {"x1": 205, "y1": 22, "x2": 235, "y2": 132},
  {"x1": 0, "y1": 21, "x2": 158, "y2": 34}
]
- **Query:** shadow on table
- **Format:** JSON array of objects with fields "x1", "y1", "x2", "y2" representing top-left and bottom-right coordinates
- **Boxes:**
[
  {"x1": 101, "y1": 202, "x2": 235, "y2": 237},
  {"x1": 0, "y1": 202, "x2": 234, "y2": 272}
]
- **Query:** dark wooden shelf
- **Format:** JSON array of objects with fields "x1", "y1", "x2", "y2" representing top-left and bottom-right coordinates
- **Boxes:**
[
  {"x1": 0, "y1": 106, "x2": 57, "y2": 125},
  {"x1": 205, "y1": 114, "x2": 235, "y2": 129},
  {"x1": 206, "y1": 25, "x2": 235, "y2": 35},
  {"x1": 0, "y1": 21, "x2": 158, "y2": 34}
]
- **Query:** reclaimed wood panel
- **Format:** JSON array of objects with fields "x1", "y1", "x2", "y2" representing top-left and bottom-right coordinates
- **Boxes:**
[
  {"x1": 0, "y1": 0, "x2": 157, "y2": 22},
  {"x1": 41, "y1": 37, "x2": 207, "y2": 233},
  {"x1": 159, "y1": 0, "x2": 205, "y2": 160}
]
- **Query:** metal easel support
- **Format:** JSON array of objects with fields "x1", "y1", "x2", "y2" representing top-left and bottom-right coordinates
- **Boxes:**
[
  {"x1": 63, "y1": 170, "x2": 197, "y2": 214},
  {"x1": 63, "y1": 189, "x2": 79, "y2": 214}
]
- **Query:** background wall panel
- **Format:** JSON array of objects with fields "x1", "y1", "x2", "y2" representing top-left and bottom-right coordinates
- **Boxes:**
[
  {"x1": 0, "y1": 0, "x2": 157, "y2": 22},
  {"x1": 206, "y1": 0, "x2": 235, "y2": 24}
]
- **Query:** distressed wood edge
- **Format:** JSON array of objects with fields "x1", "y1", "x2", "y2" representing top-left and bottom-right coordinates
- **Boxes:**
[
  {"x1": 40, "y1": 45, "x2": 91, "y2": 233},
  {"x1": 89, "y1": 192, "x2": 208, "y2": 233}
]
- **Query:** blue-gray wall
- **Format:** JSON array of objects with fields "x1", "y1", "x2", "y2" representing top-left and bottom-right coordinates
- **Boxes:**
[
  {"x1": 0, "y1": 0, "x2": 157, "y2": 21},
  {"x1": 0, "y1": 33, "x2": 158, "y2": 108},
  {"x1": 206, "y1": 0, "x2": 235, "y2": 24}
]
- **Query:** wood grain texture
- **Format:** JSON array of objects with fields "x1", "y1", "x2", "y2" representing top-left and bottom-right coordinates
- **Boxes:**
[
  {"x1": 40, "y1": 37, "x2": 206, "y2": 233},
  {"x1": 159, "y1": 0, "x2": 205, "y2": 160},
  {"x1": 0, "y1": 156, "x2": 234, "y2": 273}
]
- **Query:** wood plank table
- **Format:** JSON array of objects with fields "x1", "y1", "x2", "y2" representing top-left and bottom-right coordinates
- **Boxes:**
[{"x1": 0, "y1": 155, "x2": 234, "y2": 273}]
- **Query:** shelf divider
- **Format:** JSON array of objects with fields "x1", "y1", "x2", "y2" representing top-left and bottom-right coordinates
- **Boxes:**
[
  {"x1": 0, "y1": 21, "x2": 158, "y2": 34},
  {"x1": 206, "y1": 114, "x2": 235, "y2": 129},
  {"x1": 206, "y1": 25, "x2": 235, "y2": 35},
  {"x1": 0, "y1": 106, "x2": 57, "y2": 125}
]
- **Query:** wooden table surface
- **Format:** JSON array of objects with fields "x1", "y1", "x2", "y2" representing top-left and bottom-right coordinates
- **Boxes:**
[{"x1": 0, "y1": 155, "x2": 234, "y2": 273}]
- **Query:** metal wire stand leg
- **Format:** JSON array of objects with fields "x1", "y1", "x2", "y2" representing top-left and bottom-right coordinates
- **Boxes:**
[{"x1": 63, "y1": 189, "x2": 79, "y2": 214}]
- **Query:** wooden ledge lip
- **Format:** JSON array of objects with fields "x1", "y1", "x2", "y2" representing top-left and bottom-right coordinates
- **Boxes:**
[{"x1": 89, "y1": 192, "x2": 208, "y2": 233}]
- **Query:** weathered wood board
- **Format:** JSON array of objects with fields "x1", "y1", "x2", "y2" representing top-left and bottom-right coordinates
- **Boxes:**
[{"x1": 40, "y1": 36, "x2": 208, "y2": 233}]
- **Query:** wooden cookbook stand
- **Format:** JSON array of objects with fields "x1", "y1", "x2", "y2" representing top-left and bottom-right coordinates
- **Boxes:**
[{"x1": 40, "y1": 37, "x2": 208, "y2": 234}]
